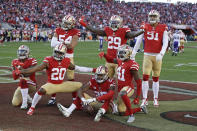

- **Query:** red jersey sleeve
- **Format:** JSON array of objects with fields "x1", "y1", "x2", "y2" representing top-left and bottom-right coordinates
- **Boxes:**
[
  {"x1": 130, "y1": 61, "x2": 139, "y2": 71},
  {"x1": 43, "y1": 56, "x2": 50, "y2": 63},
  {"x1": 31, "y1": 58, "x2": 37, "y2": 66}
]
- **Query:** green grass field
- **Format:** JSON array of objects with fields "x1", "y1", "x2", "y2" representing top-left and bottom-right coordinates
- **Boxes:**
[
  {"x1": 0, "y1": 41, "x2": 197, "y2": 82},
  {"x1": 0, "y1": 41, "x2": 197, "y2": 131}
]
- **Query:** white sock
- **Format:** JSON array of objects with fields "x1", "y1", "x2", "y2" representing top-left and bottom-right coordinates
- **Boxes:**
[
  {"x1": 152, "y1": 81, "x2": 159, "y2": 99},
  {"x1": 142, "y1": 81, "x2": 149, "y2": 99},
  {"x1": 31, "y1": 92, "x2": 42, "y2": 108},
  {"x1": 51, "y1": 97, "x2": 56, "y2": 100},
  {"x1": 67, "y1": 103, "x2": 76, "y2": 113},
  {"x1": 20, "y1": 88, "x2": 28, "y2": 106}
]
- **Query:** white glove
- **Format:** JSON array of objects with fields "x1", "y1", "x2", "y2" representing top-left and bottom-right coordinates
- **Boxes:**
[
  {"x1": 81, "y1": 97, "x2": 89, "y2": 106},
  {"x1": 86, "y1": 98, "x2": 97, "y2": 104},
  {"x1": 156, "y1": 53, "x2": 163, "y2": 62}
]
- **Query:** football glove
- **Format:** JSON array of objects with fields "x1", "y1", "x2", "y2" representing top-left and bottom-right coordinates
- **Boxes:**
[
  {"x1": 133, "y1": 97, "x2": 139, "y2": 105},
  {"x1": 98, "y1": 52, "x2": 105, "y2": 59},
  {"x1": 79, "y1": 16, "x2": 87, "y2": 27}
]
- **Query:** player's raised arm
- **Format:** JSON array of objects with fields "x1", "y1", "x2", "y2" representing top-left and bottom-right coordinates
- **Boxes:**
[
  {"x1": 51, "y1": 32, "x2": 61, "y2": 48},
  {"x1": 125, "y1": 29, "x2": 144, "y2": 39},
  {"x1": 20, "y1": 62, "x2": 48, "y2": 75},
  {"x1": 79, "y1": 16, "x2": 106, "y2": 36}
]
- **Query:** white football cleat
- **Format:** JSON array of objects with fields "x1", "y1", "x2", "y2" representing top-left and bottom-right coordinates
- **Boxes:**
[
  {"x1": 153, "y1": 98, "x2": 159, "y2": 107},
  {"x1": 57, "y1": 103, "x2": 71, "y2": 117},
  {"x1": 140, "y1": 105, "x2": 148, "y2": 114},
  {"x1": 140, "y1": 98, "x2": 148, "y2": 107},
  {"x1": 27, "y1": 107, "x2": 35, "y2": 116},
  {"x1": 47, "y1": 98, "x2": 56, "y2": 106},
  {"x1": 127, "y1": 114, "x2": 135, "y2": 123},
  {"x1": 20, "y1": 104, "x2": 28, "y2": 110},
  {"x1": 94, "y1": 108, "x2": 105, "y2": 122}
]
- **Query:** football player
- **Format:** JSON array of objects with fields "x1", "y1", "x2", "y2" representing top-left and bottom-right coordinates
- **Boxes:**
[
  {"x1": 179, "y1": 30, "x2": 187, "y2": 53},
  {"x1": 57, "y1": 65, "x2": 118, "y2": 122},
  {"x1": 17, "y1": 44, "x2": 94, "y2": 116},
  {"x1": 131, "y1": 10, "x2": 168, "y2": 107},
  {"x1": 49, "y1": 14, "x2": 81, "y2": 107},
  {"x1": 172, "y1": 30, "x2": 181, "y2": 56},
  {"x1": 79, "y1": 15, "x2": 144, "y2": 79},
  {"x1": 100, "y1": 45, "x2": 148, "y2": 123},
  {"x1": 11, "y1": 45, "x2": 37, "y2": 109}
]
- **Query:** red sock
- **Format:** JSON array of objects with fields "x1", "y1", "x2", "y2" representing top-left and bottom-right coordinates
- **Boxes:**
[
  {"x1": 131, "y1": 107, "x2": 141, "y2": 114},
  {"x1": 121, "y1": 94, "x2": 133, "y2": 115},
  {"x1": 51, "y1": 93, "x2": 56, "y2": 97},
  {"x1": 101, "y1": 100, "x2": 110, "y2": 111},
  {"x1": 73, "y1": 97, "x2": 82, "y2": 110}
]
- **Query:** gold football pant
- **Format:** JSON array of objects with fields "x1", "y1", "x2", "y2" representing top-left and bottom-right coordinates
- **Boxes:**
[
  {"x1": 105, "y1": 62, "x2": 118, "y2": 79},
  {"x1": 42, "y1": 81, "x2": 82, "y2": 95},
  {"x1": 143, "y1": 55, "x2": 162, "y2": 77},
  {"x1": 66, "y1": 57, "x2": 74, "y2": 80},
  {"x1": 12, "y1": 84, "x2": 36, "y2": 106},
  {"x1": 117, "y1": 86, "x2": 134, "y2": 113}
]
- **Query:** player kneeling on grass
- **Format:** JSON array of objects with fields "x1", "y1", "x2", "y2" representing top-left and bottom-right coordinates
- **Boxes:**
[
  {"x1": 17, "y1": 44, "x2": 94, "y2": 115},
  {"x1": 57, "y1": 65, "x2": 118, "y2": 122},
  {"x1": 11, "y1": 45, "x2": 37, "y2": 110},
  {"x1": 99, "y1": 44, "x2": 148, "y2": 123}
]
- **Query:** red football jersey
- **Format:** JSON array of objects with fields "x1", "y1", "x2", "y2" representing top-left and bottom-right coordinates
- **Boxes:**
[
  {"x1": 11, "y1": 58, "x2": 37, "y2": 83},
  {"x1": 55, "y1": 28, "x2": 80, "y2": 54},
  {"x1": 117, "y1": 59, "x2": 139, "y2": 92},
  {"x1": 104, "y1": 27, "x2": 130, "y2": 62},
  {"x1": 89, "y1": 77, "x2": 115, "y2": 98},
  {"x1": 144, "y1": 23, "x2": 167, "y2": 53},
  {"x1": 43, "y1": 56, "x2": 71, "y2": 84}
]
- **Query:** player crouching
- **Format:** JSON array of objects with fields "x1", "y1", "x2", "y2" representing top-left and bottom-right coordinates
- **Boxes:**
[
  {"x1": 99, "y1": 44, "x2": 148, "y2": 123},
  {"x1": 57, "y1": 65, "x2": 118, "y2": 122},
  {"x1": 11, "y1": 45, "x2": 37, "y2": 110}
]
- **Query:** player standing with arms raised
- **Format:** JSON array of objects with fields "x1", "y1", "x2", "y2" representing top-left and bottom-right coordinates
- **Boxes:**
[{"x1": 79, "y1": 15, "x2": 144, "y2": 79}]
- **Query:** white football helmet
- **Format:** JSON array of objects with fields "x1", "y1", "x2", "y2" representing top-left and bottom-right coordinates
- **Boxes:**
[
  {"x1": 95, "y1": 66, "x2": 109, "y2": 83},
  {"x1": 148, "y1": 10, "x2": 160, "y2": 25},
  {"x1": 17, "y1": 45, "x2": 30, "y2": 60},
  {"x1": 61, "y1": 14, "x2": 76, "y2": 30},
  {"x1": 109, "y1": 15, "x2": 123, "y2": 31},
  {"x1": 53, "y1": 44, "x2": 67, "y2": 61},
  {"x1": 117, "y1": 44, "x2": 132, "y2": 61}
]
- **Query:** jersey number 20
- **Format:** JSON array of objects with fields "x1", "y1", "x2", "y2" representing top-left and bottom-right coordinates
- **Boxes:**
[{"x1": 51, "y1": 68, "x2": 66, "y2": 80}]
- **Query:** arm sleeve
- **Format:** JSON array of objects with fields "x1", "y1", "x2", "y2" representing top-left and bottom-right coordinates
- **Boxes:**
[
  {"x1": 51, "y1": 37, "x2": 61, "y2": 48},
  {"x1": 160, "y1": 31, "x2": 168, "y2": 55},
  {"x1": 75, "y1": 65, "x2": 93, "y2": 73},
  {"x1": 131, "y1": 34, "x2": 144, "y2": 57}
]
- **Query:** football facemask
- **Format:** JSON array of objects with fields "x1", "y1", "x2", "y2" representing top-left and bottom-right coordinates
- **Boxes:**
[
  {"x1": 117, "y1": 45, "x2": 132, "y2": 61},
  {"x1": 17, "y1": 45, "x2": 30, "y2": 60},
  {"x1": 148, "y1": 10, "x2": 160, "y2": 25},
  {"x1": 109, "y1": 15, "x2": 123, "y2": 31},
  {"x1": 95, "y1": 66, "x2": 109, "y2": 83},
  {"x1": 53, "y1": 44, "x2": 66, "y2": 61},
  {"x1": 61, "y1": 14, "x2": 76, "y2": 30}
]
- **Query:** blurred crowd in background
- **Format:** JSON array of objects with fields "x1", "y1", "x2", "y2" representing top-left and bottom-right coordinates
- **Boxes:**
[{"x1": 0, "y1": 0, "x2": 197, "y2": 42}]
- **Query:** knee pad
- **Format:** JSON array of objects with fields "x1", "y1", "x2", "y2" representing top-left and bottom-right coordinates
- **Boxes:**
[
  {"x1": 19, "y1": 79, "x2": 28, "y2": 89},
  {"x1": 143, "y1": 74, "x2": 149, "y2": 81},
  {"x1": 152, "y1": 77, "x2": 159, "y2": 82}
]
